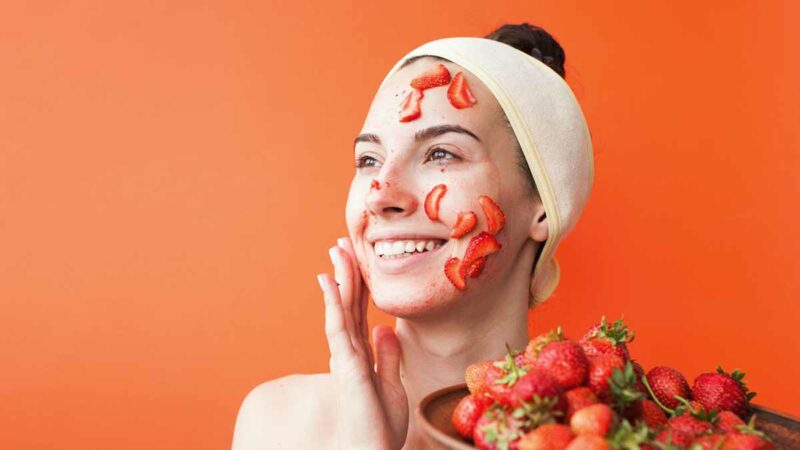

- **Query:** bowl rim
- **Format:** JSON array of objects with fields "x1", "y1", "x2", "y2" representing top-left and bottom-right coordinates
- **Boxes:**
[{"x1": 415, "y1": 383, "x2": 474, "y2": 450}]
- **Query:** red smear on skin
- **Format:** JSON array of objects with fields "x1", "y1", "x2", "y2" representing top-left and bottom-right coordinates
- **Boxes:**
[
  {"x1": 478, "y1": 195, "x2": 506, "y2": 234},
  {"x1": 440, "y1": 168, "x2": 445, "y2": 173},
  {"x1": 410, "y1": 64, "x2": 452, "y2": 91},
  {"x1": 424, "y1": 184, "x2": 447, "y2": 221},
  {"x1": 450, "y1": 211, "x2": 477, "y2": 238},
  {"x1": 399, "y1": 89, "x2": 423, "y2": 122},
  {"x1": 370, "y1": 179, "x2": 380, "y2": 190},
  {"x1": 447, "y1": 72, "x2": 477, "y2": 109}
]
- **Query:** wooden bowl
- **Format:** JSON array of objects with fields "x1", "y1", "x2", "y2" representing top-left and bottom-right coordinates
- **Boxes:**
[{"x1": 416, "y1": 384, "x2": 800, "y2": 449}]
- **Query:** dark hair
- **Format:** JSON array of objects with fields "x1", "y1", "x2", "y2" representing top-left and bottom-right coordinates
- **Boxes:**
[{"x1": 398, "y1": 23, "x2": 567, "y2": 198}]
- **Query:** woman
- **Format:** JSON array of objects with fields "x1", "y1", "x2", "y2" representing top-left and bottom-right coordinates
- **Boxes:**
[{"x1": 232, "y1": 23, "x2": 593, "y2": 450}]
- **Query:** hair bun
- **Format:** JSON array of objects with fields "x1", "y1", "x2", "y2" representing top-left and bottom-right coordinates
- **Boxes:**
[{"x1": 484, "y1": 23, "x2": 566, "y2": 78}]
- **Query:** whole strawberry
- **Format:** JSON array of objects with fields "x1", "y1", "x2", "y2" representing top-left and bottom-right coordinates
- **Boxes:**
[
  {"x1": 473, "y1": 405, "x2": 526, "y2": 450},
  {"x1": 570, "y1": 403, "x2": 616, "y2": 437},
  {"x1": 631, "y1": 360, "x2": 647, "y2": 393},
  {"x1": 720, "y1": 433, "x2": 775, "y2": 450},
  {"x1": 580, "y1": 316, "x2": 634, "y2": 361},
  {"x1": 654, "y1": 426, "x2": 693, "y2": 447},
  {"x1": 525, "y1": 327, "x2": 563, "y2": 363},
  {"x1": 517, "y1": 423, "x2": 573, "y2": 450},
  {"x1": 640, "y1": 399, "x2": 667, "y2": 429},
  {"x1": 715, "y1": 410, "x2": 745, "y2": 433},
  {"x1": 691, "y1": 366, "x2": 755, "y2": 418},
  {"x1": 452, "y1": 394, "x2": 494, "y2": 440},
  {"x1": 586, "y1": 354, "x2": 625, "y2": 399},
  {"x1": 565, "y1": 387, "x2": 599, "y2": 420},
  {"x1": 667, "y1": 414, "x2": 714, "y2": 438},
  {"x1": 533, "y1": 340, "x2": 589, "y2": 389},
  {"x1": 509, "y1": 369, "x2": 567, "y2": 412},
  {"x1": 644, "y1": 366, "x2": 690, "y2": 410},
  {"x1": 565, "y1": 434, "x2": 612, "y2": 450},
  {"x1": 466, "y1": 359, "x2": 497, "y2": 395},
  {"x1": 692, "y1": 433, "x2": 726, "y2": 449}
]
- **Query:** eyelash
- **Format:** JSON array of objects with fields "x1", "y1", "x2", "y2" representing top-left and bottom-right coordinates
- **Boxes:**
[{"x1": 354, "y1": 147, "x2": 458, "y2": 169}]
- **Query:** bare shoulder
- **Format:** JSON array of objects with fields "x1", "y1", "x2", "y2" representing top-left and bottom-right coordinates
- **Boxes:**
[{"x1": 232, "y1": 373, "x2": 336, "y2": 450}]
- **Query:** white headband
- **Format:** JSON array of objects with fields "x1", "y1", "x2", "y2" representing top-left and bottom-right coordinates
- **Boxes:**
[{"x1": 377, "y1": 37, "x2": 594, "y2": 305}]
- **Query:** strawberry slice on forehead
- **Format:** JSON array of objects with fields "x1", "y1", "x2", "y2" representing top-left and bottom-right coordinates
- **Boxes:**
[{"x1": 410, "y1": 63, "x2": 452, "y2": 91}]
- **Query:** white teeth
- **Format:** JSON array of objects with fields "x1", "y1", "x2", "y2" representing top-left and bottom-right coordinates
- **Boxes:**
[{"x1": 373, "y1": 239, "x2": 445, "y2": 257}]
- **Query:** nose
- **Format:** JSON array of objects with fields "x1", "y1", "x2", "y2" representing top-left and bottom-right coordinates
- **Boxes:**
[{"x1": 365, "y1": 171, "x2": 419, "y2": 218}]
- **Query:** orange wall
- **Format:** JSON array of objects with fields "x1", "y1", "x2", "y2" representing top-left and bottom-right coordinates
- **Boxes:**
[{"x1": 1, "y1": 1, "x2": 798, "y2": 449}]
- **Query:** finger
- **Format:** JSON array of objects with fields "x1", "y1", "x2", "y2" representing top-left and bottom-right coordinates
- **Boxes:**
[
  {"x1": 318, "y1": 273, "x2": 355, "y2": 364},
  {"x1": 338, "y1": 237, "x2": 370, "y2": 345},
  {"x1": 373, "y1": 325, "x2": 403, "y2": 394},
  {"x1": 329, "y1": 246, "x2": 359, "y2": 349},
  {"x1": 337, "y1": 237, "x2": 363, "y2": 326}
]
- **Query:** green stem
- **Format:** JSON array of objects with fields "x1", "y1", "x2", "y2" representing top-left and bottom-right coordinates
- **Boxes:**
[{"x1": 641, "y1": 375, "x2": 676, "y2": 416}]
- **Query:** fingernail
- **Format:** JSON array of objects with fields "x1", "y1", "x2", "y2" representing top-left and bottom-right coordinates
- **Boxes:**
[
  {"x1": 317, "y1": 274, "x2": 326, "y2": 290},
  {"x1": 337, "y1": 237, "x2": 347, "y2": 248},
  {"x1": 328, "y1": 247, "x2": 338, "y2": 264}
]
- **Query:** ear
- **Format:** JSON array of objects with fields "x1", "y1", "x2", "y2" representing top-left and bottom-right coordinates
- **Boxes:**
[{"x1": 529, "y1": 201, "x2": 548, "y2": 243}]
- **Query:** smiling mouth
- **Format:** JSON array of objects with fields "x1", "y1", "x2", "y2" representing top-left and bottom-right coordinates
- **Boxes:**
[{"x1": 373, "y1": 239, "x2": 448, "y2": 259}]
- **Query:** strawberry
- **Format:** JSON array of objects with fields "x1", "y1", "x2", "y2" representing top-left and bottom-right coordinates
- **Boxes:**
[
  {"x1": 463, "y1": 231, "x2": 502, "y2": 266},
  {"x1": 466, "y1": 359, "x2": 497, "y2": 395},
  {"x1": 398, "y1": 89, "x2": 423, "y2": 122},
  {"x1": 533, "y1": 340, "x2": 589, "y2": 389},
  {"x1": 580, "y1": 317, "x2": 634, "y2": 361},
  {"x1": 445, "y1": 257, "x2": 466, "y2": 290},
  {"x1": 720, "y1": 433, "x2": 774, "y2": 450},
  {"x1": 565, "y1": 387, "x2": 599, "y2": 420},
  {"x1": 605, "y1": 362, "x2": 645, "y2": 422},
  {"x1": 452, "y1": 393, "x2": 494, "y2": 440},
  {"x1": 451, "y1": 211, "x2": 478, "y2": 238},
  {"x1": 715, "y1": 410, "x2": 744, "y2": 433},
  {"x1": 586, "y1": 354, "x2": 625, "y2": 399},
  {"x1": 511, "y1": 370, "x2": 567, "y2": 412},
  {"x1": 410, "y1": 63, "x2": 451, "y2": 91},
  {"x1": 447, "y1": 71, "x2": 477, "y2": 109},
  {"x1": 570, "y1": 403, "x2": 615, "y2": 436},
  {"x1": 654, "y1": 427, "x2": 693, "y2": 447},
  {"x1": 692, "y1": 433, "x2": 727, "y2": 450},
  {"x1": 473, "y1": 405, "x2": 526, "y2": 450},
  {"x1": 640, "y1": 399, "x2": 667, "y2": 429},
  {"x1": 525, "y1": 327, "x2": 564, "y2": 362},
  {"x1": 691, "y1": 366, "x2": 755, "y2": 418},
  {"x1": 485, "y1": 350, "x2": 531, "y2": 406},
  {"x1": 631, "y1": 360, "x2": 646, "y2": 393},
  {"x1": 517, "y1": 423, "x2": 573, "y2": 450},
  {"x1": 479, "y1": 195, "x2": 506, "y2": 234},
  {"x1": 424, "y1": 183, "x2": 447, "y2": 221},
  {"x1": 667, "y1": 414, "x2": 713, "y2": 438},
  {"x1": 644, "y1": 366, "x2": 690, "y2": 411},
  {"x1": 467, "y1": 256, "x2": 487, "y2": 278},
  {"x1": 565, "y1": 434, "x2": 612, "y2": 450},
  {"x1": 606, "y1": 420, "x2": 653, "y2": 449}
]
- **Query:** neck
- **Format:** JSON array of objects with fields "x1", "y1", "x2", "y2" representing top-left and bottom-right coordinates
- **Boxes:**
[{"x1": 395, "y1": 263, "x2": 532, "y2": 447}]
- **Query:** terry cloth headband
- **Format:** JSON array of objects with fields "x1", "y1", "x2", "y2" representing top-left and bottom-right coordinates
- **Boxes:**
[{"x1": 377, "y1": 37, "x2": 594, "y2": 306}]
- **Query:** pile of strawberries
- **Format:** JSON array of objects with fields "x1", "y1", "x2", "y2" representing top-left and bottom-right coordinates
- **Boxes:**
[{"x1": 451, "y1": 317, "x2": 773, "y2": 449}]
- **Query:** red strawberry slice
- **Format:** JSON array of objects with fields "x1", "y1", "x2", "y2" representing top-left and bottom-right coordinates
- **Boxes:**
[
  {"x1": 478, "y1": 195, "x2": 506, "y2": 234},
  {"x1": 466, "y1": 256, "x2": 486, "y2": 278},
  {"x1": 410, "y1": 64, "x2": 451, "y2": 90},
  {"x1": 444, "y1": 257, "x2": 466, "y2": 290},
  {"x1": 424, "y1": 184, "x2": 447, "y2": 221},
  {"x1": 447, "y1": 71, "x2": 477, "y2": 109},
  {"x1": 450, "y1": 211, "x2": 477, "y2": 238},
  {"x1": 463, "y1": 232, "x2": 502, "y2": 267},
  {"x1": 398, "y1": 89, "x2": 423, "y2": 122}
]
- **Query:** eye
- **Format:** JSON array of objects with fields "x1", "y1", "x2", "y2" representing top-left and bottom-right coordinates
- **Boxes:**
[
  {"x1": 426, "y1": 147, "x2": 458, "y2": 163},
  {"x1": 355, "y1": 154, "x2": 382, "y2": 168}
]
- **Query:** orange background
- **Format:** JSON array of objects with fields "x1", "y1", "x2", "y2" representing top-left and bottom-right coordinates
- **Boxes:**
[{"x1": 1, "y1": 1, "x2": 799, "y2": 449}]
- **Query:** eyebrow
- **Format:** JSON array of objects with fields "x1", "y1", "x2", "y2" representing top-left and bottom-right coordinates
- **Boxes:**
[{"x1": 353, "y1": 124, "x2": 482, "y2": 149}]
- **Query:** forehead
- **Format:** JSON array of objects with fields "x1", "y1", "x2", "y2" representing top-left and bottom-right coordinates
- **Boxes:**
[{"x1": 360, "y1": 58, "x2": 505, "y2": 142}]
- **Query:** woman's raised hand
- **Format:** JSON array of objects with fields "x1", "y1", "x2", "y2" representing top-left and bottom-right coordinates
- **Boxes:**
[{"x1": 317, "y1": 237, "x2": 408, "y2": 450}]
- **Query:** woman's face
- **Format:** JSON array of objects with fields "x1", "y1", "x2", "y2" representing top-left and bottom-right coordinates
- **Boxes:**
[{"x1": 345, "y1": 58, "x2": 540, "y2": 318}]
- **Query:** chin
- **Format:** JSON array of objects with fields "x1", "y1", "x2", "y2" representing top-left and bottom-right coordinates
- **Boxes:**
[{"x1": 369, "y1": 278, "x2": 458, "y2": 319}]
